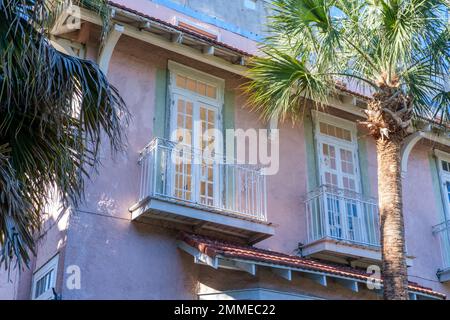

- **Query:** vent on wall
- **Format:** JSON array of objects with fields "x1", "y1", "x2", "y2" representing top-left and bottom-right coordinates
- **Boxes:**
[{"x1": 177, "y1": 20, "x2": 219, "y2": 41}]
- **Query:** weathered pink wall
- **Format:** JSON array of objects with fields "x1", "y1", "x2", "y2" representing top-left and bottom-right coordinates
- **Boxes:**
[
  {"x1": 0, "y1": 197, "x2": 69, "y2": 300},
  {"x1": 233, "y1": 98, "x2": 308, "y2": 254},
  {"x1": 0, "y1": 268, "x2": 19, "y2": 299},
  {"x1": 403, "y1": 143, "x2": 450, "y2": 295},
  {"x1": 61, "y1": 36, "x2": 206, "y2": 299}
]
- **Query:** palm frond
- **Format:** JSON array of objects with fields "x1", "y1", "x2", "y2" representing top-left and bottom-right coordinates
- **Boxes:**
[
  {"x1": 245, "y1": 48, "x2": 331, "y2": 122},
  {"x1": 247, "y1": 0, "x2": 449, "y2": 124},
  {"x1": 0, "y1": 0, "x2": 129, "y2": 269}
]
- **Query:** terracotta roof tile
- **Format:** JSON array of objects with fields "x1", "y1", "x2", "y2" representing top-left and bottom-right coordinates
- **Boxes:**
[{"x1": 181, "y1": 233, "x2": 446, "y2": 300}]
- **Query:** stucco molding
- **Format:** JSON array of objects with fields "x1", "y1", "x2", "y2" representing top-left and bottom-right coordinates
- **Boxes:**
[
  {"x1": 401, "y1": 131, "x2": 423, "y2": 174},
  {"x1": 402, "y1": 130, "x2": 450, "y2": 174},
  {"x1": 98, "y1": 23, "x2": 124, "y2": 74}
]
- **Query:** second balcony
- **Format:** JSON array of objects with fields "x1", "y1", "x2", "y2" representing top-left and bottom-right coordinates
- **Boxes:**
[{"x1": 303, "y1": 185, "x2": 414, "y2": 267}]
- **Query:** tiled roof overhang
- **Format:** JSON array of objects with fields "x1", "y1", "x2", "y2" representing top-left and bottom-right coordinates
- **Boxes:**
[
  {"x1": 180, "y1": 233, "x2": 446, "y2": 300},
  {"x1": 108, "y1": 1, "x2": 251, "y2": 56}
]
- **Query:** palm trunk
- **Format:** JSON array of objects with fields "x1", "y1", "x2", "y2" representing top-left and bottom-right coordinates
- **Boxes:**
[{"x1": 376, "y1": 138, "x2": 409, "y2": 300}]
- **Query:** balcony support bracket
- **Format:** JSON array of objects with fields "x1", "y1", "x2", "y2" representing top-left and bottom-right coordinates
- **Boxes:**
[
  {"x1": 335, "y1": 278, "x2": 359, "y2": 293},
  {"x1": 98, "y1": 23, "x2": 124, "y2": 74},
  {"x1": 303, "y1": 273, "x2": 327, "y2": 287},
  {"x1": 272, "y1": 268, "x2": 292, "y2": 281},
  {"x1": 178, "y1": 241, "x2": 219, "y2": 269},
  {"x1": 234, "y1": 261, "x2": 256, "y2": 276}
]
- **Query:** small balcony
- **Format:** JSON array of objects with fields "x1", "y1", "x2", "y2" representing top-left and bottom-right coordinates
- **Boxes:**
[
  {"x1": 303, "y1": 185, "x2": 414, "y2": 267},
  {"x1": 129, "y1": 138, "x2": 275, "y2": 243},
  {"x1": 303, "y1": 185, "x2": 382, "y2": 265},
  {"x1": 433, "y1": 220, "x2": 450, "y2": 282}
]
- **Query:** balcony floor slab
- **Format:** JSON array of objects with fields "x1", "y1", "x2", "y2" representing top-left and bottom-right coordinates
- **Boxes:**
[
  {"x1": 437, "y1": 267, "x2": 450, "y2": 283},
  {"x1": 130, "y1": 196, "x2": 275, "y2": 244},
  {"x1": 301, "y1": 238, "x2": 414, "y2": 268}
]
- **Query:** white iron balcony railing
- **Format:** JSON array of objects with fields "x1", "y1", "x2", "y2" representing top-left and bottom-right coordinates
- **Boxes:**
[
  {"x1": 433, "y1": 220, "x2": 450, "y2": 272},
  {"x1": 305, "y1": 185, "x2": 380, "y2": 248},
  {"x1": 138, "y1": 138, "x2": 267, "y2": 222}
]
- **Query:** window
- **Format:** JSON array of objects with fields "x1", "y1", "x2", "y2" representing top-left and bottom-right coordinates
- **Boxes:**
[
  {"x1": 31, "y1": 254, "x2": 59, "y2": 300},
  {"x1": 313, "y1": 111, "x2": 364, "y2": 242},
  {"x1": 176, "y1": 18, "x2": 219, "y2": 41},
  {"x1": 319, "y1": 122, "x2": 352, "y2": 142},
  {"x1": 314, "y1": 113, "x2": 360, "y2": 192},
  {"x1": 176, "y1": 74, "x2": 217, "y2": 99},
  {"x1": 168, "y1": 61, "x2": 224, "y2": 207},
  {"x1": 437, "y1": 155, "x2": 450, "y2": 219}
]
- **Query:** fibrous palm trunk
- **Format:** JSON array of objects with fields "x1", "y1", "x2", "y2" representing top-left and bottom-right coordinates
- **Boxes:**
[
  {"x1": 376, "y1": 138, "x2": 409, "y2": 300},
  {"x1": 362, "y1": 79, "x2": 412, "y2": 300}
]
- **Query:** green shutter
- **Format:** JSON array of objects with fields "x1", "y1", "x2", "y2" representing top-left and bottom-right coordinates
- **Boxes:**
[
  {"x1": 429, "y1": 154, "x2": 447, "y2": 222},
  {"x1": 153, "y1": 68, "x2": 168, "y2": 138},
  {"x1": 303, "y1": 113, "x2": 319, "y2": 192},
  {"x1": 357, "y1": 137, "x2": 371, "y2": 197},
  {"x1": 223, "y1": 90, "x2": 235, "y2": 208},
  {"x1": 223, "y1": 90, "x2": 235, "y2": 135}
]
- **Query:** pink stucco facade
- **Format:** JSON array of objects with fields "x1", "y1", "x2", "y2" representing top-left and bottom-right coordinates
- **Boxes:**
[{"x1": 1, "y1": 1, "x2": 449, "y2": 300}]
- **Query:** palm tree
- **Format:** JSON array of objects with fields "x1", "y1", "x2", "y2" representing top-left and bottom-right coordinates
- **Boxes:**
[
  {"x1": 0, "y1": 0, "x2": 128, "y2": 270},
  {"x1": 246, "y1": 0, "x2": 449, "y2": 299}
]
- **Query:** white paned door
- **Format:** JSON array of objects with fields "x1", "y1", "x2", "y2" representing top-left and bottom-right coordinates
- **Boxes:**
[
  {"x1": 317, "y1": 121, "x2": 365, "y2": 243},
  {"x1": 169, "y1": 66, "x2": 222, "y2": 207}
]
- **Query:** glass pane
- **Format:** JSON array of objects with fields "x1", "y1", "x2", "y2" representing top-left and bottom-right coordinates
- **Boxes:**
[
  {"x1": 446, "y1": 182, "x2": 450, "y2": 203},
  {"x1": 343, "y1": 129, "x2": 352, "y2": 141},
  {"x1": 176, "y1": 75, "x2": 186, "y2": 89},
  {"x1": 340, "y1": 149, "x2": 354, "y2": 174},
  {"x1": 327, "y1": 197, "x2": 342, "y2": 238},
  {"x1": 322, "y1": 144, "x2": 329, "y2": 156},
  {"x1": 319, "y1": 122, "x2": 352, "y2": 142},
  {"x1": 349, "y1": 179, "x2": 355, "y2": 190},
  {"x1": 197, "y1": 82, "x2": 207, "y2": 96},
  {"x1": 186, "y1": 78, "x2": 196, "y2": 92},
  {"x1": 320, "y1": 122, "x2": 327, "y2": 135},
  {"x1": 186, "y1": 102, "x2": 193, "y2": 115},
  {"x1": 332, "y1": 174, "x2": 338, "y2": 186},
  {"x1": 34, "y1": 270, "x2": 53, "y2": 299},
  {"x1": 443, "y1": 161, "x2": 449, "y2": 172},
  {"x1": 176, "y1": 99, "x2": 193, "y2": 145},
  {"x1": 206, "y1": 85, "x2": 217, "y2": 99},
  {"x1": 322, "y1": 143, "x2": 337, "y2": 172}
]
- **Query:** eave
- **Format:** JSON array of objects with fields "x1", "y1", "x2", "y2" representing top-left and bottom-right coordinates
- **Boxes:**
[
  {"x1": 75, "y1": 5, "x2": 250, "y2": 76},
  {"x1": 180, "y1": 233, "x2": 447, "y2": 300}
]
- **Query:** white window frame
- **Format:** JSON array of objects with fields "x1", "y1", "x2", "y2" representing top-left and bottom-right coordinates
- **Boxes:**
[
  {"x1": 31, "y1": 254, "x2": 59, "y2": 300},
  {"x1": 168, "y1": 61, "x2": 225, "y2": 106},
  {"x1": 435, "y1": 150, "x2": 450, "y2": 220},
  {"x1": 167, "y1": 61, "x2": 225, "y2": 154},
  {"x1": 167, "y1": 61, "x2": 225, "y2": 206},
  {"x1": 312, "y1": 110, "x2": 361, "y2": 192}
]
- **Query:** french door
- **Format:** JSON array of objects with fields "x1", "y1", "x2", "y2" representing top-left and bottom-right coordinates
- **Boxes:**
[
  {"x1": 170, "y1": 93, "x2": 220, "y2": 207},
  {"x1": 318, "y1": 138, "x2": 364, "y2": 243}
]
